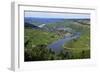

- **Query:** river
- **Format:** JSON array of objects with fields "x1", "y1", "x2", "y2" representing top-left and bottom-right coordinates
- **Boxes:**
[{"x1": 47, "y1": 32, "x2": 81, "y2": 53}]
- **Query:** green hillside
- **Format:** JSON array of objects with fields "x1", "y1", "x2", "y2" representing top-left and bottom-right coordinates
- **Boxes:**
[{"x1": 24, "y1": 28, "x2": 61, "y2": 49}]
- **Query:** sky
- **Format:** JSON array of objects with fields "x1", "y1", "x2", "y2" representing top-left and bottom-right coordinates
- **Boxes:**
[{"x1": 24, "y1": 11, "x2": 90, "y2": 19}]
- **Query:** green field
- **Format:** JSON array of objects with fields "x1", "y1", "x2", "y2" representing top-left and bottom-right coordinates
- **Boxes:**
[
  {"x1": 63, "y1": 33, "x2": 90, "y2": 59},
  {"x1": 24, "y1": 28, "x2": 61, "y2": 49}
]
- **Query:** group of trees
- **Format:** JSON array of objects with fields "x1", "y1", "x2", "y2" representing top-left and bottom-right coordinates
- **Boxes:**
[
  {"x1": 24, "y1": 44, "x2": 73, "y2": 61},
  {"x1": 24, "y1": 44, "x2": 89, "y2": 61}
]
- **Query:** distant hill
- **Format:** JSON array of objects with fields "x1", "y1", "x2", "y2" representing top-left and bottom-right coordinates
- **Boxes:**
[
  {"x1": 24, "y1": 17, "x2": 90, "y2": 24},
  {"x1": 25, "y1": 22, "x2": 40, "y2": 29},
  {"x1": 24, "y1": 18, "x2": 90, "y2": 32},
  {"x1": 24, "y1": 17, "x2": 64, "y2": 24}
]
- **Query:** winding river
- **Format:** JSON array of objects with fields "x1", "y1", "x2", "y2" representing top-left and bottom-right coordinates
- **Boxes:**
[{"x1": 47, "y1": 32, "x2": 81, "y2": 53}]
